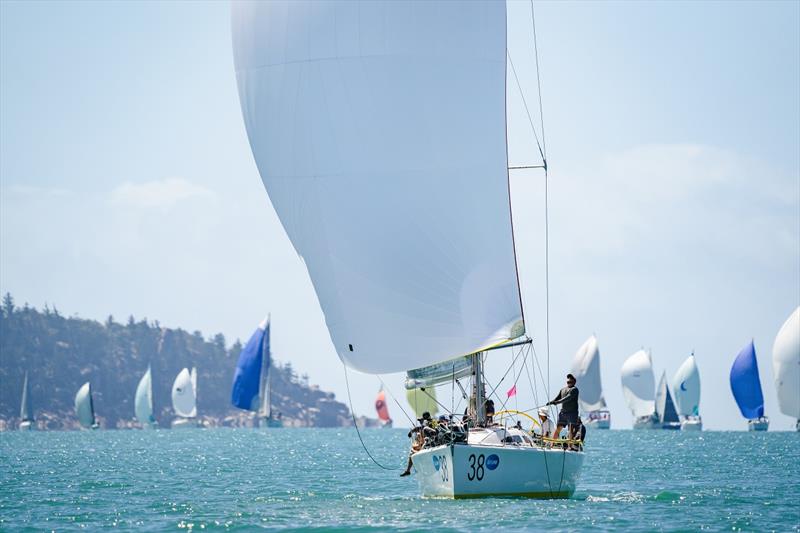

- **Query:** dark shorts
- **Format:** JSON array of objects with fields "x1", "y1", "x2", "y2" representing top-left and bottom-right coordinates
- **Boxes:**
[{"x1": 557, "y1": 411, "x2": 579, "y2": 427}]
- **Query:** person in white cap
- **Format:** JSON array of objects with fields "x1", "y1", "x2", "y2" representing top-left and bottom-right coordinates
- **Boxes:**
[{"x1": 537, "y1": 407, "x2": 554, "y2": 438}]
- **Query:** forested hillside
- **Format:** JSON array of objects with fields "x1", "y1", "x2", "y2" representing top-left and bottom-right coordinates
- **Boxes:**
[{"x1": 0, "y1": 294, "x2": 352, "y2": 429}]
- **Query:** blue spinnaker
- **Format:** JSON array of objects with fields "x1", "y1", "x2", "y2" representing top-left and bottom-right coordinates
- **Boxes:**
[
  {"x1": 231, "y1": 319, "x2": 269, "y2": 411},
  {"x1": 729, "y1": 340, "x2": 764, "y2": 419}
]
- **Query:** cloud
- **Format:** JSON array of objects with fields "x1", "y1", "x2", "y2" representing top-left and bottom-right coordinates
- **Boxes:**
[{"x1": 110, "y1": 177, "x2": 215, "y2": 210}]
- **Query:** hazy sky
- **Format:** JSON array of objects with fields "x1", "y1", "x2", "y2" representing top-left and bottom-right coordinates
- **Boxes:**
[{"x1": 1, "y1": 1, "x2": 798, "y2": 430}]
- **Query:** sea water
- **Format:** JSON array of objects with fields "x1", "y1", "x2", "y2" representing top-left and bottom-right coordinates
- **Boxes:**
[{"x1": 1, "y1": 428, "x2": 798, "y2": 531}]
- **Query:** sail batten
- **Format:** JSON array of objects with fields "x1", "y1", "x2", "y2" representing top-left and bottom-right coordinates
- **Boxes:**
[{"x1": 232, "y1": 0, "x2": 523, "y2": 374}]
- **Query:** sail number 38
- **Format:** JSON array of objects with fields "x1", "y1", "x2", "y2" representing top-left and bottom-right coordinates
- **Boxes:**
[{"x1": 467, "y1": 454, "x2": 485, "y2": 481}]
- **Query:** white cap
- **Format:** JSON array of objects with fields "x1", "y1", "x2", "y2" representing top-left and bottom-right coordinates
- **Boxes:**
[{"x1": 538, "y1": 408, "x2": 549, "y2": 417}]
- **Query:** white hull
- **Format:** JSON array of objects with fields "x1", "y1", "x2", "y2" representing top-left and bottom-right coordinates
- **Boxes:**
[
  {"x1": 632, "y1": 415, "x2": 659, "y2": 430},
  {"x1": 747, "y1": 418, "x2": 769, "y2": 432},
  {"x1": 585, "y1": 418, "x2": 610, "y2": 430},
  {"x1": 411, "y1": 443, "x2": 583, "y2": 499},
  {"x1": 681, "y1": 417, "x2": 703, "y2": 431},
  {"x1": 19, "y1": 420, "x2": 33, "y2": 431},
  {"x1": 171, "y1": 418, "x2": 198, "y2": 429},
  {"x1": 584, "y1": 410, "x2": 611, "y2": 429}
]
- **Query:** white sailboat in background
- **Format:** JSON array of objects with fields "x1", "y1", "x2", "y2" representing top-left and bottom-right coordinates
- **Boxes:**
[
  {"x1": 171, "y1": 367, "x2": 198, "y2": 429},
  {"x1": 672, "y1": 354, "x2": 702, "y2": 431},
  {"x1": 134, "y1": 365, "x2": 156, "y2": 429},
  {"x1": 232, "y1": 0, "x2": 584, "y2": 498},
  {"x1": 654, "y1": 371, "x2": 681, "y2": 430},
  {"x1": 621, "y1": 350, "x2": 658, "y2": 429},
  {"x1": 19, "y1": 371, "x2": 34, "y2": 431},
  {"x1": 570, "y1": 335, "x2": 610, "y2": 429},
  {"x1": 730, "y1": 341, "x2": 769, "y2": 431},
  {"x1": 772, "y1": 306, "x2": 800, "y2": 432},
  {"x1": 74, "y1": 382, "x2": 98, "y2": 429}
]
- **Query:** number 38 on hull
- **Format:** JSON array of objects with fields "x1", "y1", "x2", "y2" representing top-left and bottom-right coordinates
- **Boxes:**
[{"x1": 411, "y1": 427, "x2": 584, "y2": 499}]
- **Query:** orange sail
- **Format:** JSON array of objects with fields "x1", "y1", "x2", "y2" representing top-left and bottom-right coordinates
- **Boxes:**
[{"x1": 375, "y1": 389, "x2": 391, "y2": 423}]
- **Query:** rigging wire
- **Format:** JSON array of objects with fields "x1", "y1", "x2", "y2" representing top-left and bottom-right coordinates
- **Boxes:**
[
  {"x1": 342, "y1": 364, "x2": 400, "y2": 471},
  {"x1": 376, "y1": 375, "x2": 416, "y2": 426},
  {"x1": 507, "y1": 52, "x2": 545, "y2": 167}
]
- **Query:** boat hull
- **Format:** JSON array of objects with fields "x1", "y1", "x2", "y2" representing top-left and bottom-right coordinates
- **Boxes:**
[
  {"x1": 412, "y1": 444, "x2": 583, "y2": 499},
  {"x1": 258, "y1": 417, "x2": 283, "y2": 428},
  {"x1": 171, "y1": 418, "x2": 198, "y2": 429},
  {"x1": 747, "y1": 418, "x2": 769, "y2": 432},
  {"x1": 19, "y1": 420, "x2": 33, "y2": 431},
  {"x1": 584, "y1": 418, "x2": 610, "y2": 430},
  {"x1": 632, "y1": 415, "x2": 659, "y2": 430},
  {"x1": 681, "y1": 417, "x2": 702, "y2": 431}
]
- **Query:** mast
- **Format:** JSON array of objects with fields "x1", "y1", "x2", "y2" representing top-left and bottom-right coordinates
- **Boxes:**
[{"x1": 471, "y1": 353, "x2": 486, "y2": 426}]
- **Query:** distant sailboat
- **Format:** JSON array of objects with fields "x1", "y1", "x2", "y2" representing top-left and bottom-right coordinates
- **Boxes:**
[
  {"x1": 672, "y1": 355, "x2": 702, "y2": 431},
  {"x1": 570, "y1": 335, "x2": 610, "y2": 429},
  {"x1": 171, "y1": 367, "x2": 198, "y2": 429},
  {"x1": 135, "y1": 365, "x2": 156, "y2": 429},
  {"x1": 730, "y1": 341, "x2": 768, "y2": 431},
  {"x1": 231, "y1": 317, "x2": 282, "y2": 428},
  {"x1": 772, "y1": 306, "x2": 800, "y2": 432},
  {"x1": 621, "y1": 350, "x2": 657, "y2": 429},
  {"x1": 375, "y1": 388, "x2": 393, "y2": 428},
  {"x1": 654, "y1": 371, "x2": 681, "y2": 430},
  {"x1": 74, "y1": 382, "x2": 98, "y2": 429},
  {"x1": 19, "y1": 371, "x2": 34, "y2": 431}
]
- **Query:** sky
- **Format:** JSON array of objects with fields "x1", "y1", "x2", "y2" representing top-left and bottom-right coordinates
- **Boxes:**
[{"x1": 1, "y1": 0, "x2": 798, "y2": 430}]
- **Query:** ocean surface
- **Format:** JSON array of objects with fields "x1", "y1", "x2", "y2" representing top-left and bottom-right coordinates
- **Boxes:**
[{"x1": 1, "y1": 428, "x2": 798, "y2": 531}]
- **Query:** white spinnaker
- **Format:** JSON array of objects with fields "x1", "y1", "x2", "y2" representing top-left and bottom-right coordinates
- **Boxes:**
[
  {"x1": 772, "y1": 306, "x2": 800, "y2": 419},
  {"x1": 134, "y1": 366, "x2": 153, "y2": 424},
  {"x1": 172, "y1": 368, "x2": 196, "y2": 418},
  {"x1": 620, "y1": 350, "x2": 655, "y2": 418},
  {"x1": 672, "y1": 355, "x2": 701, "y2": 417},
  {"x1": 74, "y1": 382, "x2": 94, "y2": 428},
  {"x1": 570, "y1": 335, "x2": 606, "y2": 412},
  {"x1": 232, "y1": 1, "x2": 523, "y2": 374}
]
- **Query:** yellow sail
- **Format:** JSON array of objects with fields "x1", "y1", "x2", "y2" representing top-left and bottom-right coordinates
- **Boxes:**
[{"x1": 405, "y1": 387, "x2": 438, "y2": 419}]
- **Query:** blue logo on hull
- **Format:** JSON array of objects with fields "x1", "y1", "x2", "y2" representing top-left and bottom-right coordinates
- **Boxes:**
[
  {"x1": 486, "y1": 454, "x2": 500, "y2": 470},
  {"x1": 433, "y1": 456, "x2": 440, "y2": 471}
]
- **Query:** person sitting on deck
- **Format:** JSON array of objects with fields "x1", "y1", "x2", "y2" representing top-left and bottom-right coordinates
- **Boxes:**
[
  {"x1": 400, "y1": 425, "x2": 425, "y2": 477},
  {"x1": 535, "y1": 407, "x2": 554, "y2": 440},
  {"x1": 485, "y1": 399, "x2": 495, "y2": 426},
  {"x1": 546, "y1": 373, "x2": 580, "y2": 441}
]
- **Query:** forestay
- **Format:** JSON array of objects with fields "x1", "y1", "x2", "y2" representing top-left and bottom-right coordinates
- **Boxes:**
[
  {"x1": 730, "y1": 341, "x2": 764, "y2": 420},
  {"x1": 232, "y1": 1, "x2": 524, "y2": 374},
  {"x1": 772, "y1": 307, "x2": 800, "y2": 419},
  {"x1": 621, "y1": 350, "x2": 655, "y2": 418},
  {"x1": 570, "y1": 335, "x2": 606, "y2": 412},
  {"x1": 672, "y1": 355, "x2": 700, "y2": 417}
]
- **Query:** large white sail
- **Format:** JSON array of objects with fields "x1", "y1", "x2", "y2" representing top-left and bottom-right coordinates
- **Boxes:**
[
  {"x1": 672, "y1": 354, "x2": 701, "y2": 417},
  {"x1": 772, "y1": 307, "x2": 800, "y2": 419},
  {"x1": 172, "y1": 368, "x2": 197, "y2": 418},
  {"x1": 20, "y1": 371, "x2": 33, "y2": 422},
  {"x1": 134, "y1": 366, "x2": 154, "y2": 426},
  {"x1": 621, "y1": 350, "x2": 656, "y2": 418},
  {"x1": 74, "y1": 382, "x2": 95, "y2": 428},
  {"x1": 570, "y1": 335, "x2": 606, "y2": 412},
  {"x1": 232, "y1": 1, "x2": 524, "y2": 374}
]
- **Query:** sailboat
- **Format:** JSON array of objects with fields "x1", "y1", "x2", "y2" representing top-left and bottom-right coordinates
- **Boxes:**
[
  {"x1": 375, "y1": 388, "x2": 393, "y2": 428},
  {"x1": 654, "y1": 371, "x2": 681, "y2": 430},
  {"x1": 135, "y1": 365, "x2": 156, "y2": 429},
  {"x1": 232, "y1": 317, "x2": 282, "y2": 428},
  {"x1": 672, "y1": 355, "x2": 702, "y2": 431},
  {"x1": 730, "y1": 341, "x2": 768, "y2": 431},
  {"x1": 772, "y1": 306, "x2": 800, "y2": 431},
  {"x1": 19, "y1": 371, "x2": 34, "y2": 430},
  {"x1": 621, "y1": 350, "x2": 658, "y2": 429},
  {"x1": 232, "y1": 0, "x2": 584, "y2": 498},
  {"x1": 570, "y1": 335, "x2": 610, "y2": 429},
  {"x1": 74, "y1": 382, "x2": 99, "y2": 429},
  {"x1": 171, "y1": 367, "x2": 198, "y2": 429}
]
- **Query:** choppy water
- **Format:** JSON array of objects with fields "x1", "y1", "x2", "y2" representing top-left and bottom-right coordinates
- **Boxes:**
[{"x1": 1, "y1": 428, "x2": 798, "y2": 531}]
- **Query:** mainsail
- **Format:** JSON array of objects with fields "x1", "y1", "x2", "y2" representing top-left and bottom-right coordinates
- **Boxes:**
[
  {"x1": 134, "y1": 366, "x2": 154, "y2": 426},
  {"x1": 20, "y1": 371, "x2": 33, "y2": 423},
  {"x1": 74, "y1": 382, "x2": 95, "y2": 428},
  {"x1": 621, "y1": 350, "x2": 656, "y2": 418},
  {"x1": 570, "y1": 335, "x2": 606, "y2": 412},
  {"x1": 672, "y1": 354, "x2": 700, "y2": 417},
  {"x1": 172, "y1": 368, "x2": 197, "y2": 418},
  {"x1": 730, "y1": 341, "x2": 765, "y2": 420},
  {"x1": 772, "y1": 306, "x2": 800, "y2": 420},
  {"x1": 232, "y1": 0, "x2": 524, "y2": 374},
  {"x1": 655, "y1": 371, "x2": 679, "y2": 425},
  {"x1": 231, "y1": 317, "x2": 270, "y2": 414}
]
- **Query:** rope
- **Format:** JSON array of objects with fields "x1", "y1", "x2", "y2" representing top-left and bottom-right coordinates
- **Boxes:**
[
  {"x1": 376, "y1": 376, "x2": 415, "y2": 426},
  {"x1": 507, "y1": 52, "x2": 545, "y2": 166},
  {"x1": 342, "y1": 364, "x2": 400, "y2": 471}
]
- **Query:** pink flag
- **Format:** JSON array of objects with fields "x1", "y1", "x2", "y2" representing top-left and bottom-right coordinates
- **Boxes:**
[{"x1": 506, "y1": 385, "x2": 517, "y2": 398}]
